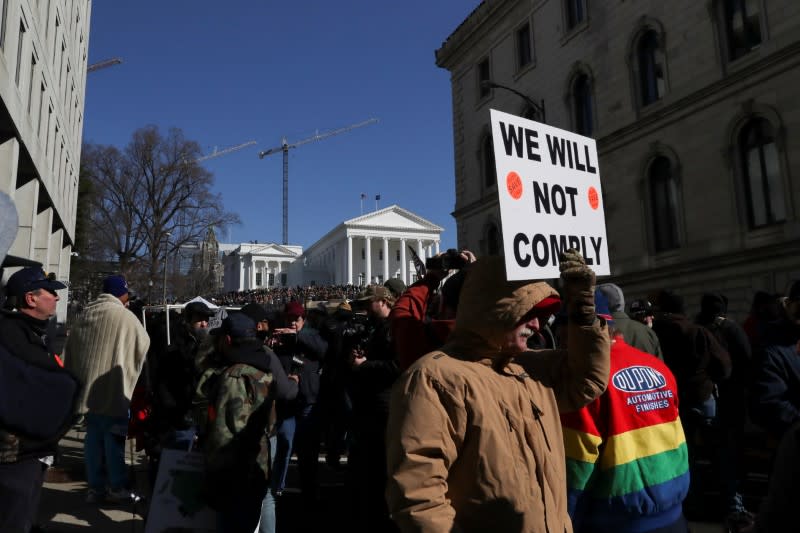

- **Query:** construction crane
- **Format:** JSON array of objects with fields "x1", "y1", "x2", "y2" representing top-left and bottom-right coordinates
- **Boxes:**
[
  {"x1": 87, "y1": 57, "x2": 122, "y2": 73},
  {"x1": 196, "y1": 140, "x2": 257, "y2": 162},
  {"x1": 258, "y1": 117, "x2": 378, "y2": 244}
]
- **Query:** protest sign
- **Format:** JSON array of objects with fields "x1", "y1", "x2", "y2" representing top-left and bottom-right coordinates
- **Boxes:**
[
  {"x1": 145, "y1": 449, "x2": 217, "y2": 533},
  {"x1": 490, "y1": 109, "x2": 610, "y2": 280}
]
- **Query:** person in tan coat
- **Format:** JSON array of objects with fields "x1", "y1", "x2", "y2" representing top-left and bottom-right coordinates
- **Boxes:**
[{"x1": 386, "y1": 250, "x2": 611, "y2": 533}]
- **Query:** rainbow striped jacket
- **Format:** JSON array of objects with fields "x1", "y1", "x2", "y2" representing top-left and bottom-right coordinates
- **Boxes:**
[{"x1": 560, "y1": 337, "x2": 690, "y2": 533}]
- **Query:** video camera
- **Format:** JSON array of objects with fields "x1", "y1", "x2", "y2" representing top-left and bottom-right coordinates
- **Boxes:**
[
  {"x1": 341, "y1": 313, "x2": 371, "y2": 354},
  {"x1": 425, "y1": 249, "x2": 468, "y2": 271}
]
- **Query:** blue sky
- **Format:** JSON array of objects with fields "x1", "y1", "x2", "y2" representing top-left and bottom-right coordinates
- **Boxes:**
[{"x1": 84, "y1": 1, "x2": 481, "y2": 250}]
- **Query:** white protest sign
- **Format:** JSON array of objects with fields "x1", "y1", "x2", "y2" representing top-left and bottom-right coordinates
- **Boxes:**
[
  {"x1": 490, "y1": 109, "x2": 610, "y2": 280},
  {"x1": 145, "y1": 449, "x2": 217, "y2": 533}
]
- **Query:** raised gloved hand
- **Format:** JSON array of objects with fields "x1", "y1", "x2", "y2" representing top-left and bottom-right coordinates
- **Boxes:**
[{"x1": 559, "y1": 248, "x2": 597, "y2": 326}]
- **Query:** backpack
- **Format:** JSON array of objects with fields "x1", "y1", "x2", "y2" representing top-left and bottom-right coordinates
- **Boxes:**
[{"x1": 191, "y1": 365, "x2": 225, "y2": 449}]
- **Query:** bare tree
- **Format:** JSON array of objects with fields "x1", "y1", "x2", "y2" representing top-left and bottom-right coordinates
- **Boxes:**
[{"x1": 81, "y1": 126, "x2": 240, "y2": 300}]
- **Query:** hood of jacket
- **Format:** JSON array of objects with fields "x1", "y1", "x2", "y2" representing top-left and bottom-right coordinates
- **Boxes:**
[{"x1": 445, "y1": 256, "x2": 559, "y2": 361}]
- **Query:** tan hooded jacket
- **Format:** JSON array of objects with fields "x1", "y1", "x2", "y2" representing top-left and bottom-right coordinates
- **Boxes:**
[{"x1": 386, "y1": 257, "x2": 611, "y2": 533}]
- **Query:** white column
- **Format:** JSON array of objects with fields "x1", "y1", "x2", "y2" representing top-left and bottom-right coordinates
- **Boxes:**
[
  {"x1": 365, "y1": 236, "x2": 372, "y2": 285},
  {"x1": 249, "y1": 258, "x2": 256, "y2": 289},
  {"x1": 383, "y1": 237, "x2": 389, "y2": 283},
  {"x1": 400, "y1": 238, "x2": 407, "y2": 285},
  {"x1": 347, "y1": 235, "x2": 353, "y2": 285},
  {"x1": 417, "y1": 239, "x2": 424, "y2": 262},
  {"x1": 238, "y1": 257, "x2": 244, "y2": 291},
  {"x1": 435, "y1": 241, "x2": 440, "y2": 255},
  {"x1": 276, "y1": 261, "x2": 283, "y2": 286}
]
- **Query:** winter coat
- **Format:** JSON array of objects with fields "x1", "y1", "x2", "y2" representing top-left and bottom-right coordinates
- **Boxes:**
[
  {"x1": 749, "y1": 319, "x2": 800, "y2": 437},
  {"x1": 64, "y1": 293, "x2": 150, "y2": 417},
  {"x1": 386, "y1": 256, "x2": 611, "y2": 533},
  {"x1": 611, "y1": 311, "x2": 663, "y2": 359},
  {"x1": 653, "y1": 313, "x2": 731, "y2": 412},
  {"x1": 0, "y1": 311, "x2": 80, "y2": 463},
  {"x1": 391, "y1": 276, "x2": 455, "y2": 371},
  {"x1": 561, "y1": 337, "x2": 689, "y2": 532},
  {"x1": 204, "y1": 341, "x2": 273, "y2": 510}
]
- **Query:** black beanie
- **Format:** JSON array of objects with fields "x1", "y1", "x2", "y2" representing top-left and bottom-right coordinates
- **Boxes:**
[{"x1": 700, "y1": 292, "x2": 727, "y2": 316}]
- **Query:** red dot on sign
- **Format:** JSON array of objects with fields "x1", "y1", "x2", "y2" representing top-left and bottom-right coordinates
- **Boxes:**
[
  {"x1": 588, "y1": 187, "x2": 600, "y2": 210},
  {"x1": 506, "y1": 172, "x2": 523, "y2": 200}
]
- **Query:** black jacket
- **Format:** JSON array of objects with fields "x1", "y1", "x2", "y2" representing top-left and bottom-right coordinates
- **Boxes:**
[
  {"x1": 0, "y1": 311, "x2": 80, "y2": 462},
  {"x1": 349, "y1": 316, "x2": 400, "y2": 432},
  {"x1": 750, "y1": 319, "x2": 800, "y2": 437},
  {"x1": 697, "y1": 313, "x2": 753, "y2": 425},
  {"x1": 274, "y1": 325, "x2": 327, "y2": 408}
]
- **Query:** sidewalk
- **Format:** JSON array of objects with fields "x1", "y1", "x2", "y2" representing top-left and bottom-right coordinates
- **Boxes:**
[
  {"x1": 37, "y1": 428, "x2": 728, "y2": 532},
  {"x1": 38, "y1": 428, "x2": 149, "y2": 532}
]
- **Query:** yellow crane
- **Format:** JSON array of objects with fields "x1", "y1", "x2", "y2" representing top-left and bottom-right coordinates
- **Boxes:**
[{"x1": 258, "y1": 118, "x2": 378, "y2": 244}]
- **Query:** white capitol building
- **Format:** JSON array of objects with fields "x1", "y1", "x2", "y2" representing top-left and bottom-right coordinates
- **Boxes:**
[{"x1": 221, "y1": 205, "x2": 444, "y2": 291}]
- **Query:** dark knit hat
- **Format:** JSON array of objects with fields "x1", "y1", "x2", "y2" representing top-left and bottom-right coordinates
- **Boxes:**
[
  {"x1": 102, "y1": 275, "x2": 129, "y2": 297},
  {"x1": 700, "y1": 292, "x2": 727, "y2": 317},
  {"x1": 184, "y1": 301, "x2": 215, "y2": 319},
  {"x1": 241, "y1": 302, "x2": 269, "y2": 323},
  {"x1": 212, "y1": 312, "x2": 258, "y2": 339},
  {"x1": 284, "y1": 300, "x2": 306, "y2": 319},
  {"x1": 654, "y1": 289, "x2": 684, "y2": 314}
]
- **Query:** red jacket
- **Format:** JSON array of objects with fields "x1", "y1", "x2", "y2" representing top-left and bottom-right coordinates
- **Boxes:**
[{"x1": 390, "y1": 277, "x2": 455, "y2": 371}]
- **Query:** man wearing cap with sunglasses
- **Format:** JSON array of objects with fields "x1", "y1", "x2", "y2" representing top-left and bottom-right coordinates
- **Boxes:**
[{"x1": 0, "y1": 266, "x2": 76, "y2": 532}]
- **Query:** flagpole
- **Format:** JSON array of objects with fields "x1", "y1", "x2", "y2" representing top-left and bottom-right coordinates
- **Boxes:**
[{"x1": 360, "y1": 194, "x2": 365, "y2": 215}]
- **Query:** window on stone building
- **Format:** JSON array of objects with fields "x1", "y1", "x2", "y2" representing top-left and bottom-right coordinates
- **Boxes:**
[
  {"x1": 396, "y1": 249, "x2": 400, "y2": 261},
  {"x1": 648, "y1": 156, "x2": 681, "y2": 252},
  {"x1": 637, "y1": 30, "x2": 664, "y2": 106},
  {"x1": 268, "y1": 273, "x2": 275, "y2": 286},
  {"x1": 477, "y1": 57, "x2": 491, "y2": 99},
  {"x1": 565, "y1": 0, "x2": 586, "y2": 31},
  {"x1": 15, "y1": 21, "x2": 25, "y2": 85},
  {"x1": 255, "y1": 272, "x2": 262, "y2": 286},
  {"x1": 0, "y1": 1, "x2": 8, "y2": 49},
  {"x1": 280, "y1": 273, "x2": 287, "y2": 286},
  {"x1": 739, "y1": 118, "x2": 785, "y2": 228},
  {"x1": 516, "y1": 23, "x2": 532, "y2": 70},
  {"x1": 482, "y1": 133, "x2": 496, "y2": 188},
  {"x1": 27, "y1": 53, "x2": 36, "y2": 113},
  {"x1": 572, "y1": 74, "x2": 593, "y2": 136},
  {"x1": 361, "y1": 248, "x2": 365, "y2": 260},
  {"x1": 723, "y1": 0, "x2": 762, "y2": 61},
  {"x1": 379, "y1": 249, "x2": 383, "y2": 261}
]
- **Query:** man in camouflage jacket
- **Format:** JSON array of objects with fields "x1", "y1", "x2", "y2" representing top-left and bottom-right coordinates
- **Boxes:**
[{"x1": 204, "y1": 312, "x2": 273, "y2": 533}]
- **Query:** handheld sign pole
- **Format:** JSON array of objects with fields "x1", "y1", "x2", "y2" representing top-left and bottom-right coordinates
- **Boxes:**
[{"x1": 490, "y1": 109, "x2": 610, "y2": 281}]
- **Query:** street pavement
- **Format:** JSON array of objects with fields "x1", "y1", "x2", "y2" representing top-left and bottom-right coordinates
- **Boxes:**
[{"x1": 38, "y1": 428, "x2": 733, "y2": 532}]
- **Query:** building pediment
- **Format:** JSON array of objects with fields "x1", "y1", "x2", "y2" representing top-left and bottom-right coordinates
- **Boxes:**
[
  {"x1": 345, "y1": 205, "x2": 443, "y2": 232},
  {"x1": 233, "y1": 242, "x2": 301, "y2": 259}
]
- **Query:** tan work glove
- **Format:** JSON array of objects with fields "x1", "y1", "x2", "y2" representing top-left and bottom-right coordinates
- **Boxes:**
[{"x1": 559, "y1": 248, "x2": 597, "y2": 326}]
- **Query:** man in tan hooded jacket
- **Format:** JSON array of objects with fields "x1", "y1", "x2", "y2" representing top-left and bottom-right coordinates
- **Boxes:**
[{"x1": 386, "y1": 250, "x2": 610, "y2": 533}]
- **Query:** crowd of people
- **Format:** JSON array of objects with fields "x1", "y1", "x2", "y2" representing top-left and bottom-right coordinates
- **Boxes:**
[
  {"x1": 1, "y1": 221, "x2": 799, "y2": 532},
  {"x1": 213, "y1": 284, "x2": 364, "y2": 308}
]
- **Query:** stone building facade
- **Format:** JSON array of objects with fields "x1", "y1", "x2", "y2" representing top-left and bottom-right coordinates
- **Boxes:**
[
  {"x1": 436, "y1": 0, "x2": 800, "y2": 318},
  {"x1": 0, "y1": 0, "x2": 91, "y2": 321},
  {"x1": 220, "y1": 205, "x2": 444, "y2": 290}
]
